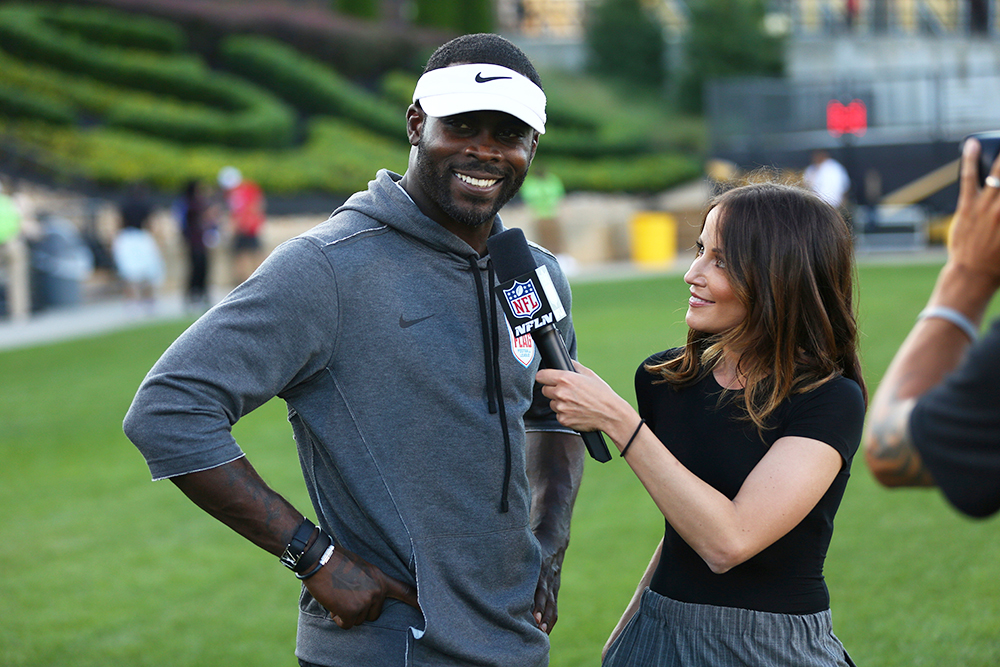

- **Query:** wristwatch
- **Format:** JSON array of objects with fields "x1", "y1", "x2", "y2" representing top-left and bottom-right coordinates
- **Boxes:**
[{"x1": 279, "y1": 518, "x2": 317, "y2": 571}]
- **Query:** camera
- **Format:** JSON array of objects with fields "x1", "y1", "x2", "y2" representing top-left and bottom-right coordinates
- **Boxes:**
[{"x1": 961, "y1": 130, "x2": 1000, "y2": 187}]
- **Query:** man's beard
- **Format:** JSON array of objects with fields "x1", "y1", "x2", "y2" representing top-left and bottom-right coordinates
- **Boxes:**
[{"x1": 415, "y1": 139, "x2": 527, "y2": 228}]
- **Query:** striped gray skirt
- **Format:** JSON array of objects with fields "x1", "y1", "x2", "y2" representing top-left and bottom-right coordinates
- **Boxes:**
[{"x1": 603, "y1": 588, "x2": 855, "y2": 667}]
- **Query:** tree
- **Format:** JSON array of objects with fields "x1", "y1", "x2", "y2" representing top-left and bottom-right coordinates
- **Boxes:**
[
  {"x1": 584, "y1": 0, "x2": 666, "y2": 91},
  {"x1": 679, "y1": 0, "x2": 785, "y2": 112}
]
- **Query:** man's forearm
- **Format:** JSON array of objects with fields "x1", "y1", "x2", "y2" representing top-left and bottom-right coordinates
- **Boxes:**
[
  {"x1": 864, "y1": 263, "x2": 986, "y2": 487},
  {"x1": 526, "y1": 430, "x2": 585, "y2": 544},
  {"x1": 864, "y1": 390, "x2": 935, "y2": 487},
  {"x1": 169, "y1": 456, "x2": 304, "y2": 556}
]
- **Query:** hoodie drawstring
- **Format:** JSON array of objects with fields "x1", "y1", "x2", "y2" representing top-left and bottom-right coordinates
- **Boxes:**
[{"x1": 470, "y1": 255, "x2": 512, "y2": 513}]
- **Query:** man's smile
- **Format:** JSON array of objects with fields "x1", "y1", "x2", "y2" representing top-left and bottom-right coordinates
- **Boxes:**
[{"x1": 455, "y1": 172, "x2": 500, "y2": 189}]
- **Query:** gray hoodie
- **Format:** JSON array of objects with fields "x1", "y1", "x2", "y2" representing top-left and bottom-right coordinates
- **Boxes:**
[{"x1": 124, "y1": 170, "x2": 578, "y2": 666}]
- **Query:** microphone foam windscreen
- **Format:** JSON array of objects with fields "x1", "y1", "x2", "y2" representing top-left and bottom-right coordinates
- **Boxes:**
[{"x1": 487, "y1": 228, "x2": 537, "y2": 283}]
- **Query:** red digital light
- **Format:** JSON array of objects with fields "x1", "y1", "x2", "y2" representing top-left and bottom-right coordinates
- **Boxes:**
[{"x1": 827, "y1": 99, "x2": 867, "y2": 137}]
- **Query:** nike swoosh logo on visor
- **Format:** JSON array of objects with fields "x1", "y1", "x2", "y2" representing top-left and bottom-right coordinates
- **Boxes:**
[
  {"x1": 399, "y1": 314, "x2": 435, "y2": 329},
  {"x1": 475, "y1": 73, "x2": 513, "y2": 83}
]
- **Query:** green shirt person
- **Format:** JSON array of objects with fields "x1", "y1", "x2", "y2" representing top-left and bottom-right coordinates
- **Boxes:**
[
  {"x1": 520, "y1": 166, "x2": 565, "y2": 253},
  {"x1": 0, "y1": 189, "x2": 20, "y2": 244}
]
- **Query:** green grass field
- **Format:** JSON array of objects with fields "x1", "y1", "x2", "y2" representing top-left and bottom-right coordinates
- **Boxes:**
[{"x1": 2, "y1": 259, "x2": 999, "y2": 666}]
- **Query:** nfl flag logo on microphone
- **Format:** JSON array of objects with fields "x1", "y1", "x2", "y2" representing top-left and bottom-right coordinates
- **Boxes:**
[
  {"x1": 494, "y1": 265, "x2": 565, "y2": 339},
  {"x1": 503, "y1": 280, "x2": 542, "y2": 319}
]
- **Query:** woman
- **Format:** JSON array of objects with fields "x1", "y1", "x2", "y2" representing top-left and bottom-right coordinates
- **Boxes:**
[
  {"x1": 537, "y1": 182, "x2": 866, "y2": 666},
  {"x1": 113, "y1": 184, "x2": 164, "y2": 313}
]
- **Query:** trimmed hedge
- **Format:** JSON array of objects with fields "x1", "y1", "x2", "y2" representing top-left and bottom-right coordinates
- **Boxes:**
[
  {"x1": 1, "y1": 115, "x2": 408, "y2": 195},
  {"x1": 544, "y1": 152, "x2": 703, "y2": 193},
  {"x1": 32, "y1": 0, "x2": 448, "y2": 80},
  {"x1": 220, "y1": 35, "x2": 405, "y2": 141},
  {"x1": 379, "y1": 70, "x2": 418, "y2": 109},
  {"x1": 0, "y1": 4, "x2": 295, "y2": 148},
  {"x1": 0, "y1": 85, "x2": 75, "y2": 125},
  {"x1": 42, "y1": 3, "x2": 187, "y2": 53},
  {"x1": 0, "y1": 3, "x2": 706, "y2": 196},
  {"x1": 0, "y1": 46, "x2": 178, "y2": 117},
  {"x1": 1, "y1": 111, "x2": 700, "y2": 195}
]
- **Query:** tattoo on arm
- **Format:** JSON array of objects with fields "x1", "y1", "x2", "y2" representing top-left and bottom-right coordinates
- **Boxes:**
[
  {"x1": 868, "y1": 397, "x2": 936, "y2": 487},
  {"x1": 172, "y1": 457, "x2": 301, "y2": 555}
]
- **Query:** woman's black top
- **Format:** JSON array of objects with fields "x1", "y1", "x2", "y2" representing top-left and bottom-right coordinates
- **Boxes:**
[{"x1": 637, "y1": 349, "x2": 866, "y2": 615}]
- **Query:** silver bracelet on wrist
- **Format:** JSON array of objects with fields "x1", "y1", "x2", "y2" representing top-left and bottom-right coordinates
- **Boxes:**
[
  {"x1": 295, "y1": 541, "x2": 335, "y2": 580},
  {"x1": 917, "y1": 306, "x2": 979, "y2": 342}
]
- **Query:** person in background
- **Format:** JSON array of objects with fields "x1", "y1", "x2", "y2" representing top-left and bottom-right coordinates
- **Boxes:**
[
  {"x1": 217, "y1": 165, "x2": 266, "y2": 286},
  {"x1": 520, "y1": 162, "x2": 566, "y2": 256},
  {"x1": 537, "y1": 181, "x2": 865, "y2": 667},
  {"x1": 804, "y1": 149, "x2": 851, "y2": 209},
  {"x1": 175, "y1": 179, "x2": 218, "y2": 312},
  {"x1": 0, "y1": 178, "x2": 30, "y2": 320},
  {"x1": 113, "y1": 183, "x2": 164, "y2": 315},
  {"x1": 123, "y1": 33, "x2": 585, "y2": 667},
  {"x1": 864, "y1": 136, "x2": 1000, "y2": 517}
]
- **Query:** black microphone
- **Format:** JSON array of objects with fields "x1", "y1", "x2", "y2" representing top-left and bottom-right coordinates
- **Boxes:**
[{"x1": 487, "y1": 228, "x2": 612, "y2": 463}]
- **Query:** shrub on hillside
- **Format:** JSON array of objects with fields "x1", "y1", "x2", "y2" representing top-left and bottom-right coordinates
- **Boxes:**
[
  {"x1": 545, "y1": 152, "x2": 703, "y2": 193},
  {"x1": 0, "y1": 5, "x2": 295, "y2": 148},
  {"x1": 35, "y1": 0, "x2": 447, "y2": 80},
  {"x1": 1, "y1": 112, "x2": 700, "y2": 196},
  {"x1": 220, "y1": 35, "x2": 405, "y2": 141},
  {"x1": 0, "y1": 85, "x2": 75, "y2": 125},
  {"x1": 1, "y1": 115, "x2": 407, "y2": 194},
  {"x1": 42, "y1": 3, "x2": 186, "y2": 53},
  {"x1": 379, "y1": 70, "x2": 418, "y2": 109}
]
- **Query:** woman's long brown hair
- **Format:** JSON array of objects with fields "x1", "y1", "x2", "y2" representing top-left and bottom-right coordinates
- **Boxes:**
[{"x1": 647, "y1": 182, "x2": 867, "y2": 431}]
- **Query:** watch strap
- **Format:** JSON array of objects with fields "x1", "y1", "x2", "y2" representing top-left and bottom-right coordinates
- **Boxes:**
[{"x1": 279, "y1": 518, "x2": 317, "y2": 571}]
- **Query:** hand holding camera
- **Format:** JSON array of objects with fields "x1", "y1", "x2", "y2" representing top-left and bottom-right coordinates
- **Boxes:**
[
  {"x1": 951, "y1": 132, "x2": 1000, "y2": 288},
  {"x1": 961, "y1": 130, "x2": 1000, "y2": 189}
]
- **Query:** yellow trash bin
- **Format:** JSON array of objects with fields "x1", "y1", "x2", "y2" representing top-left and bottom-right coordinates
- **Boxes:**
[{"x1": 629, "y1": 212, "x2": 676, "y2": 268}]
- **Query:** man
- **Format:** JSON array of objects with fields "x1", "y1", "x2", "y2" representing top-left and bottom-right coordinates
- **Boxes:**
[
  {"x1": 804, "y1": 149, "x2": 851, "y2": 209},
  {"x1": 520, "y1": 162, "x2": 566, "y2": 254},
  {"x1": 0, "y1": 179, "x2": 30, "y2": 320},
  {"x1": 124, "y1": 33, "x2": 585, "y2": 666},
  {"x1": 218, "y1": 165, "x2": 266, "y2": 285},
  {"x1": 864, "y1": 136, "x2": 1000, "y2": 518}
]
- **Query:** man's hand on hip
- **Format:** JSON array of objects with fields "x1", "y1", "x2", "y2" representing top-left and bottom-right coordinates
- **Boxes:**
[{"x1": 303, "y1": 545, "x2": 420, "y2": 629}]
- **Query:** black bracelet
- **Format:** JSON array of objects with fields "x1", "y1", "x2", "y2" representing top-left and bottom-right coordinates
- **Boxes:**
[
  {"x1": 295, "y1": 530, "x2": 334, "y2": 579},
  {"x1": 279, "y1": 518, "x2": 317, "y2": 571},
  {"x1": 293, "y1": 529, "x2": 327, "y2": 575},
  {"x1": 620, "y1": 419, "x2": 645, "y2": 458}
]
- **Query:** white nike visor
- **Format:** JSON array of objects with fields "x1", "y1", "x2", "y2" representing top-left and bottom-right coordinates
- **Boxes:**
[{"x1": 412, "y1": 63, "x2": 546, "y2": 134}]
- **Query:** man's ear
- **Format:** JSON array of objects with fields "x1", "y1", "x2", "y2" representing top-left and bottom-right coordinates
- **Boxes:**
[
  {"x1": 406, "y1": 104, "x2": 425, "y2": 147},
  {"x1": 527, "y1": 130, "x2": 539, "y2": 166}
]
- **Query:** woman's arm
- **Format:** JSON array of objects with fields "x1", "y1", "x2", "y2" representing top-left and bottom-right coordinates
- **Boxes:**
[
  {"x1": 626, "y1": 427, "x2": 841, "y2": 573},
  {"x1": 604, "y1": 538, "x2": 662, "y2": 660},
  {"x1": 537, "y1": 364, "x2": 842, "y2": 574}
]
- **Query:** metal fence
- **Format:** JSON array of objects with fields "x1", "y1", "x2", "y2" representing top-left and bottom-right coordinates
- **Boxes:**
[{"x1": 707, "y1": 69, "x2": 1000, "y2": 156}]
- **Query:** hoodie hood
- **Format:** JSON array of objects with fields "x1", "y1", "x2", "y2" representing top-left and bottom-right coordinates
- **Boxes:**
[{"x1": 336, "y1": 169, "x2": 506, "y2": 265}]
